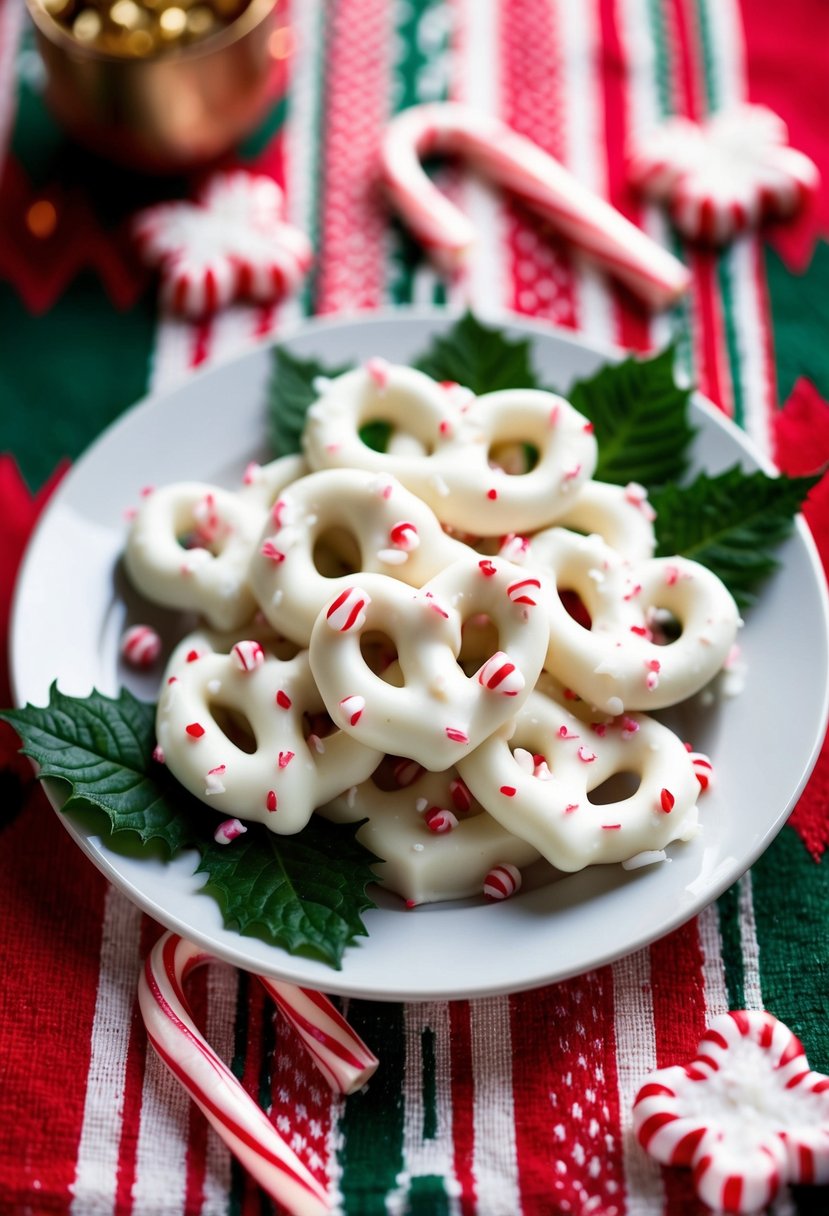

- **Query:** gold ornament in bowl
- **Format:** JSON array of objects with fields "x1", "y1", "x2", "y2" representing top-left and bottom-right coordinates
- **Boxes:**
[{"x1": 26, "y1": 0, "x2": 291, "y2": 170}]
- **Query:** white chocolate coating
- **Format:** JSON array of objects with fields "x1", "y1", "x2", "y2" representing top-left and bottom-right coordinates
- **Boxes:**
[
  {"x1": 553, "y1": 479, "x2": 656, "y2": 563},
  {"x1": 320, "y1": 768, "x2": 540, "y2": 905},
  {"x1": 248, "y1": 468, "x2": 468, "y2": 644},
  {"x1": 457, "y1": 687, "x2": 700, "y2": 872},
  {"x1": 302, "y1": 364, "x2": 598, "y2": 535},
  {"x1": 309, "y1": 556, "x2": 551, "y2": 771},
  {"x1": 533, "y1": 528, "x2": 739, "y2": 713},
  {"x1": 125, "y1": 482, "x2": 265, "y2": 630},
  {"x1": 156, "y1": 629, "x2": 382, "y2": 833},
  {"x1": 238, "y1": 453, "x2": 309, "y2": 511}
]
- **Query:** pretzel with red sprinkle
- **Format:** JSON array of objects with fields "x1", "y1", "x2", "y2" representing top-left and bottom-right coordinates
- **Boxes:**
[
  {"x1": 125, "y1": 482, "x2": 266, "y2": 630},
  {"x1": 533, "y1": 528, "x2": 739, "y2": 714},
  {"x1": 456, "y1": 684, "x2": 700, "y2": 871},
  {"x1": 302, "y1": 363, "x2": 598, "y2": 536},
  {"x1": 309, "y1": 555, "x2": 550, "y2": 771},
  {"x1": 248, "y1": 468, "x2": 468, "y2": 644},
  {"x1": 156, "y1": 629, "x2": 381, "y2": 833}
]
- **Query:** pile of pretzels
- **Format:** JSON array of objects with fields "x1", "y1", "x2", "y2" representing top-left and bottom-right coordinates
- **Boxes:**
[{"x1": 124, "y1": 360, "x2": 739, "y2": 905}]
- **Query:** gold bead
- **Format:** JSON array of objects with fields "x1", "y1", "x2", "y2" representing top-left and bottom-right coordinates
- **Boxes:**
[
  {"x1": 72, "y1": 7, "x2": 102, "y2": 40},
  {"x1": 124, "y1": 26, "x2": 155, "y2": 53},
  {"x1": 109, "y1": 0, "x2": 144, "y2": 28},
  {"x1": 185, "y1": 5, "x2": 215, "y2": 38},
  {"x1": 158, "y1": 4, "x2": 186, "y2": 36}
]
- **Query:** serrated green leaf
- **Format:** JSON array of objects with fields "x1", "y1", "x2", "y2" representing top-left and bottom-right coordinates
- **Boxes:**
[
  {"x1": 568, "y1": 344, "x2": 695, "y2": 487},
  {"x1": 413, "y1": 311, "x2": 541, "y2": 393},
  {"x1": 268, "y1": 347, "x2": 352, "y2": 457},
  {"x1": 0, "y1": 684, "x2": 201, "y2": 853},
  {"x1": 652, "y1": 466, "x2": 821, "y2": 607},
  {"x1": 196, "y1": 818, "x2": 378, "y2": 968}
]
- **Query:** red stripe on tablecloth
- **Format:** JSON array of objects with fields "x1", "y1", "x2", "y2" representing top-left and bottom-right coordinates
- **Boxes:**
[
  {"x1": 114, "y1": 916, "x2": 165, "y2": 1214},
  {"x1": 597, "y1": 0, "x2": 651, "y2": 352},
  {"x1": 499, "y1": 0, "x2": 578, "y2": 329},
  {"x1": 448, "y1": 1000, "x2": 476, "y2": 1216},
  {"x1": 238, "y1": 978, "x2": 269, "y2": 1215},
  {"x1": 183, "y1": 965, "x2": 211, "y2": 1215},
  {"x1": 0, "y1": 793, "x2": 108, "y2": 1213},
  {"x1": 509, "y1": 968, "x2": 626, "y2": 1214},
  {"x1": 739, "y1": 0, "x2": 829, "y2": 268},
  {"x1": 665, "y1": 0, "x2": 733, "y2": 414},
  {"x1": 315, "y1": 0, "x2": 390, "y2": 313},
  {"x1": 0, "y1": 457, "x2": 104, "y2": 1214},
  {"x1": 650, "y1": 920, "x2": 710, "y2": 1216}
]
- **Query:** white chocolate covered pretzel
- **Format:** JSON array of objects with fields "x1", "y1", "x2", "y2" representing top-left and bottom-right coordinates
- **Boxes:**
[
  {"x1": 456, "y1": 687, "x2": 700, "y2": 871},
  {"x1": 320, "y1": 766, "x2": 540, "y2": 905},
  {"x1": 554, "y1": 479, "x2": 657, "y2": 563},
  {"x1": 302, "y1": 364, "x2": 598, "y2": 536},
  {"x1": 125, "y1": 482, "x2": 265, "y2": 630},
  {"x1": 533, "y1": 529, "x2": 739, "y2": 714},
  {"x1": 308, "y1": 556, "x2": 551, "y2": 771},
  {"x1": 156, "y1": 629, "x2": 381, "y2": 833},
  {"x1": 248, "y1": 468, "x2": 468, "y2": 644}
]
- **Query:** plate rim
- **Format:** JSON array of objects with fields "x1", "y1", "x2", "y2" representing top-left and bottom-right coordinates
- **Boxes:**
[{"x1": 10, "y1": 306, "x2": 829, "y2": 1001}]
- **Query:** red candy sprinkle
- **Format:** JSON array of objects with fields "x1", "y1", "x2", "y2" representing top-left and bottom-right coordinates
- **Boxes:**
[
  {"x1": 278, "y1": 751, "x2": 294, "y2": 769},
  {"x1": 500, "y1": 785, "x2": 517, "y2": 797},
  {"x1": 185, "y1": 723, "x2": 205, "y2": 738},
  {"x1": 478, "y1": 559, "x2": 497, "y2": 577},
  {"x1": 660, "y1": 788, "x2": 675, "y2": 813},
  {"x1": 275, "y1": 690, "x2": 292, "y2": 709},
  {"x1": 424, "y1": 806, "x2": 458, "y2": 834},
  {"x1": 487, "y1": 488, "x2": 498, "y2": 500},
  {"x1": 266, "y1": 790, "x2": 278, "y2": 813},
  {"x1": 449, "y1": 777, "x2": 472, "y2": 812},
  {"x1": 445, "y1": 727, "x2": 469, "y2": 744}
]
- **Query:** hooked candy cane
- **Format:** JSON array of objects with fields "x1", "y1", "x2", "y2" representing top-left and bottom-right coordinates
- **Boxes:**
[
  {"x1": 138, "y1": 933, "x2": 379, "y2": 1216},
  {"x1": 380, "y1": 102, "x2": 690, "y2": 311}
]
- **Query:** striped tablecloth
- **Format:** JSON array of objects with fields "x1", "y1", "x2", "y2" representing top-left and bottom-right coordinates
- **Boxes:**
[{"x1": 1, "y1": 0, "x2": 828, "y2": 1212}]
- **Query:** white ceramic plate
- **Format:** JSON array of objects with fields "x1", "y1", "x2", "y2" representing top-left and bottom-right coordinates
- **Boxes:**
[{"x1": 12, "y1": 310, "x2": 829, "y2": 1002}]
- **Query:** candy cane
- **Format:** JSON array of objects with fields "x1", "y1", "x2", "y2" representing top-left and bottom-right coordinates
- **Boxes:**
[
  {"x1": 138, "y1": 933, "x2": 379, "y2": 1216},
  {"x1": 380, "y1": 102, "x2": 690, "y2": 311}
]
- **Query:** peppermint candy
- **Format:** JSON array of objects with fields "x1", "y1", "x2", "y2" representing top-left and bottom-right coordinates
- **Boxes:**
[
  {"x1": 120, "y1": 624, "x2": 162, "y2": 669},
  {"x1": 633, "y1": 1009, "x2": 829, "y2": 1213},
  {"x1": 133, "y1": 171, "x2": 313, "y2": 318},
  {"x1": 629, "y1": 104, "x2": 820, "y2": 245},
  {"x1": 483, "y1": 863, "x2": 522, "y2": 901}
]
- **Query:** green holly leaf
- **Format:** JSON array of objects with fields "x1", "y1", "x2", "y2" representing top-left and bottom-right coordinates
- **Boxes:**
[
  {"x1": 568, "y1": 344, "x2": 695, "y2": 487},
  {"x1": 196, "y1": 818, "x2": 378, "y2": 968},
  {"x1": 0, "y1": 684, "x2": 201, "y2": 853},
  {"x1": 413, "y1": 311, "x2": 541, "y2": 392},
  {"x1": 268, "y1": 347, "x2": 352, "y2": 457},
  {"x1": 652, "y1": 466, "x2": 821, "y2": 607}
]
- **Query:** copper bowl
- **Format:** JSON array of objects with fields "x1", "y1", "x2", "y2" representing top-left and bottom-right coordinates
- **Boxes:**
[{"x1": 25, "y1": 0, "x2": 289, "y2": 171}]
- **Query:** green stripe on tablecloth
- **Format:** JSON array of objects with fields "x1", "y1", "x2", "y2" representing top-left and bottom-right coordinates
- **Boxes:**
[
  {"x1": 228, "y1": 972, "x2": 252, "y2": 1216},
  {"x1": 766, "y1": 241, "x2": 829, "y2": 404},
  {"x1": 0, "y1": 275, "x2": 155, "y2": 491},
  {"x1": 409, "y1": 1174, "x2": 450, "y2": 1214},
  {"x1": 644, "y1": 0, "x2": 694, "y2": 374},
  {"x1": 715, "y1": 881, "x2": 746, "y2": 1011},
  {"x1": 299, "y1": 0, "x2": 328, "y2": 318},
  {"x1": 387, "y1": 0, "x2": 451, "y2": 306},
  {"x1": 337, "y1": 1001, "x2": 406, "y2": 1215},
  {"x1": 421, "y1": 1026, "x2": 438, "y2": 1140},
  {"x1": 693, "y1": 0, "x2": 746, "y2": 429},
  {"x1": 751, "y1": 826, "x2": 829, "y2": 1072}
]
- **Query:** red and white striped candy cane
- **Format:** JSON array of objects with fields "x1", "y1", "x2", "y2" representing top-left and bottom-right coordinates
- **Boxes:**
[
  {"x1": 138, "y1": 933, "x2": 379, "y2": 1215},
  {"x1": 380, "y1": 102, "x2": 690, "y2": 311}
]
